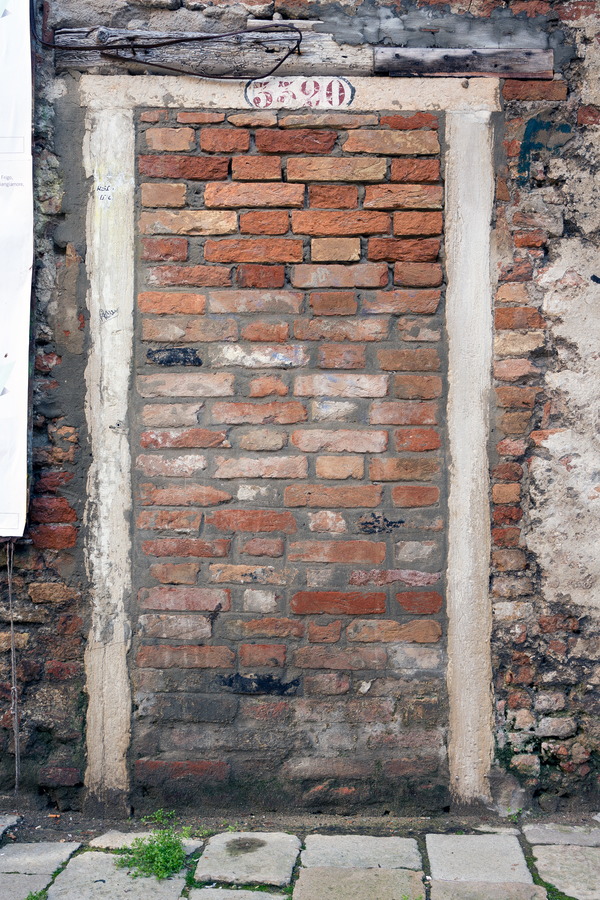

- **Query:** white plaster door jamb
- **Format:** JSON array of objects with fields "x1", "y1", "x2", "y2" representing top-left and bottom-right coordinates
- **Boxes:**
[{"x1": 78, "y1": 76, "x2": 499, "y2": 809}]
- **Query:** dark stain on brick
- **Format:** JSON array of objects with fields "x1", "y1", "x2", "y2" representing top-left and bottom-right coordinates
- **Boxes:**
[
  {"x1": 358, "y1": 512, "x2": 405, "y2": 534},
  {"x1": 147, "y1": 348, "x2": 203, "y2": 366},
  {"x1": 217, "y1": 673, "x2": 301, "y2": 696}
]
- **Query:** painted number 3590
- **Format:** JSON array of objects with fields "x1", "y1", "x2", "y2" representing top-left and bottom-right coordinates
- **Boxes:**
[{"x1": 246, "y1": 76, "x2": 354, "y2": 110}]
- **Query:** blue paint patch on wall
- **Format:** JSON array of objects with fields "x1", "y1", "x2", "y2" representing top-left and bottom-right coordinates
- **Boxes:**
[{"x1": 518, "y1": 119, "x2": 572, "y2": 186}]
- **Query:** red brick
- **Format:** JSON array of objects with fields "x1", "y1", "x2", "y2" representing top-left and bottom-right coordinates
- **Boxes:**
[
  {"x1": 395, "y1": 428, "x2": 441, "y2": 451},
  {"x1": 495, "y1": 307, "x2": 545, "y2": 329},
  {"x1": 146, "y1": 127, "x2": 194, "y2": 151},
  {"x1": 256, "y1": 129, "x2": 337, "y2": 153},
  {"x1": 395, "y1": 591, "x2": 443, "y2": 614},
  {"x1": 249, "y1": 376, "x2": 288, "y2": 397},
  {"x1": 135, "y1": 759, "x2": 229, "y2": 784},
  {"x1": 363, "y1": 289, "x2": 440, "y2": 315},
  {"x1": 394, "y1": 263, "x2": 443, "y2": 287},
  {"x1": 147, "y1": 265, "x2": 230, "y2": 287},
  {"x1": 139, "y1": 586, "x2": 230, "y2": 610},
  {"x1": 291, "y1": 429, "x2": 387, "y2": 453},
  {"x1": 136, "y1": 510, "x2": 202, "y2": 531},
  {"x1": 150, "y1": 562, "x2": 200, "y2": 584},
  {"x1": 177, "y1": 111, "x2": 225, "y2": 124},
  {"x1": 294, "y1": 646, "x2": 387, "y2": 669},
  {"x1": 214, "y1": 456, "x2": 307, "y2": 479},
  {"x1": 141, "y1": 237, "x2": 188, "y2": 261},
  {"x1": 292, "y1": 210, "x2": 390, "y2": 236},
  {"x1": 502, "y1": 80, "x2": 568, "y2": 101},
  {"x1": 304, "y1": 673, "x2": 350, "y2": 694},
  {"x1": 497, "y1": 438, "x2": 528, "y2": 457},
  {"x1": 138, "y1": 291, "x2": 206, "y2": 314},
  {"x1": 240, "y1": 211, "x2": 289, "y2": 235},
  {"x1": 381, "y1": 112, "x2": 439, "y2": 130},
  {"x1": 393, "y1": 212, "x2": 443, "y2": 235},
  {"x1": 493, "y1": 527, "x2": 522, "y2": 547},
  {"x1": 139, "y1": 484, "x2": 231, "y2": 507},
  {"x1": 309, "y1": 185, "x2": 358, "y2": 208},
  {"x1": 315, "y1": 456, "x2": 364, "y2": 479},
  {"x1": 211, "y1": 401, "x2": 306, "y2": 425},
  {"x1": 231, "y1": 156, "x2": 282, "y2": 180},
  {"x1": 289, "y1": 541, "x2": 386, "y2": 564},
  {"x1": 141, "y1": 183, "x2": 186, "y2": 208},
  {"x1": 30, "y1": 524, "x2": 77, "y2": 549},
  {"x1": 285, "y1": 485, "x2": 382, "y2": 508},
  {"x1": 492, "y1": 484, "x2": 521, "y2": 504},
  {"x1": 140, "y1": 429, "x2": 228, "y2": 449},
  {"x1": 370, "y1": 458, "x2": 440, "y2": 481},
  {"x1": 35, "y1": 472, "x2": 74, "y2": 493},
  {"x1": 365, "y1": 185, "x2": 443, "y2": 210},
  {"x1": 392, "y1": 486, "x2": 440, "y2": 507},
  {"x1": 308, "y1": 621, "x2": 342, "y2": 643},
  {"x1": 368, "y1": 238, "x2": 440, "y2": 262},
  {"x1": 318, "y1": 344, "x2": 366, "y2": 369},
  {"x1": 138, "y1": 156, "x2": 229, "y2": 180},
  {"x1": 291, "y1": 591, "x2": 386, "y2": 615},
  {"x1": 208, "y1": 290, "x2": 302, "y2": 314},
  {"x1": 30, "y1": 496, "x2": 77, "y2": 524},
  {"x1": 142, "y1": 317, "x2": 237, "y2": 343},
  {"x1": 288, "y1": 157, "x2": 387, "y2": 183},
  {"x1": 494, "y1": 359, "x2": 537, "y2": 381},
  {"x1": 347, "y1": 619, "x2": 442, "y2": 643},
  {"x1": 379, "y1": 349, "x2": 440, "y2": 372},
  {"x1": 493, "y1": 505, "x2": 524, "y2": 525},
  {"x1": 242, "y1": 538, "x2": 285, "y2": 557},
  {"x1": 344, "y1": 130, "x2": 439, "y2": 155},
  {"x1": 137, "y1": 645, "x2": 235, "y2": 668},
  {"x1": 206, "y1": 182, "x2": 303, "y2": 208},
  {"x1": 370, "y1": 401, "x2": 438, "y2": 425},
  {"x1": 496, "y1": 386, "x2": 540, "y2": 408},
  {"x1": 237, "y1": 265, "x2": 285, "y2": 290},
  {"x1": 241, "y1": 321, "x2": 289, "y2": 341},
  {"x1": 391, "y1": 159, "x2": 441, "y2": 182},
  {"x1": 39, "y1": 765, "x2": 82, "y2": 785},
  {"x1": 577, "y1": 104, "x2": 600, "y2": 125},
  {"x1": 294, "y1": 318, "x2": 388, "y2": 342},
  {"x1": 309, "y1": 291, "x2": 357, "y2": 316},
  {"x1": 206, "y1": 509, "x2": 297, "y2": 533},
  {"x1": 201, "y1": 128, "x2": 250, "y2": 152},
  {"x1": 394, "y1": 374, "x2": 442, "y2": 399},
  {"x1": 292, "y1": 264, "x2": 388, "y2": 289},
  {"x1": 240, "y1": 643, "x2": 286, "y2": 666},
  {"x1": 205, "y1": 238, "x2": 303, "y2": 263},
  {"x1": 514, "y1": 230, "x2": 547, "y2": 249},
  {"x1": 140, "y1": 110, "x2": 166, "y2": 123}
]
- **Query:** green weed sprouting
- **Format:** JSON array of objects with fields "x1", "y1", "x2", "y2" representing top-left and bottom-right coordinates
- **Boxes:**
[{"x1": 116, "y1": 809, "x2": 192, "y2": 880}]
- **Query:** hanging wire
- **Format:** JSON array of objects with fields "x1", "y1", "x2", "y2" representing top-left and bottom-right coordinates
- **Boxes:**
[
  {"x1": 6, "y1": 541, "x2": 21, "y2": 794},
  {"x1": 29, "y1": 0, "x2": 303, "y2": 81}
]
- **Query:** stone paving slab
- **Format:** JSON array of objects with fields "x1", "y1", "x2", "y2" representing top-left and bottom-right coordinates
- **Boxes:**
[
  {"x1": 524, "y1": 823, "x2": 600, "y2": 846},
  {"x1": 430, "y1": 881, "x2": 548, "y2": 900},
  {"x1": 532, "y1": 844, "x2": 600, "y2": 900},
  {"x1": 0, "y1": 872, "x2": 52, "y2": 900},
  {"x1": 90, "y1": 829, "x2": 203, "y2": 854},
  {"x1": 47, "y1": 851, "x2": 185, "y2": 899},
  {"x1": 426, "y1": 834, "x2": 533, "y2": 884},
  {"x1": 292, "y1": 866, "x2": 425, "y2": 900},
  {"x1": 195, "y1": 831, "x2": 301, "y2": 886},
  {"x1": 0, "y1": 816, "x2": 19, "y2": 840},
  {"x1": 0, "y1": 841, "x2": 81, "y2": 874},
  {"x1": 190, "y1": 890, "x2": 287, "y2": 900},
  {"x1": 301, "y1": 834, "x2": 421, "y2": 869}
]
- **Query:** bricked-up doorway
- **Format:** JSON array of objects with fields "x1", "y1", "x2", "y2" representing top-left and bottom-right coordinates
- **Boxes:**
[{"x1": 79, "y1": 77, "x2": 497, "y2": 811}]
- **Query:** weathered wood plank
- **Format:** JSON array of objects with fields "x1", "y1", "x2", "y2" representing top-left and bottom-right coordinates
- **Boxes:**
[
  {"x1": 54, "y1": 26, "x2": 373, "y2": 77},
  {"x1": 375, "y1": 48, "x2": 554, "y2": 79}
]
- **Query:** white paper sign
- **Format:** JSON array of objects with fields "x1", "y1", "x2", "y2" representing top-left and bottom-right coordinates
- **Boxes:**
[{"x1": 0, "y1": 0, "x2": 33, "y2": 537}]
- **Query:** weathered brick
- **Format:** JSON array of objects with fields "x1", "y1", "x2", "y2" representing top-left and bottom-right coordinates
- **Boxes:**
[
  {"x1": 231, "y1": 156, "x2": 282, "y2": 180},
  {"x1": 214, "y1": 456, "x2": 307, "y2": 479},
  {"x1": 30, "y1": 525, "x2": 77, "y2": 549},
  {"x1": 308, "y1": 511, "x2": 347, "y2": 533},
  {"x1": 140, "y1": 484, "x2": 232, "y2": 506},
  {"x1": 135, "y1": 760, "x2": 229, "y2": 784},
  {"x1": 206, "y1": 509, "x2": 297, "y2": 533},
  {"x1": 493, "y1": 505, "x2": 524, "y2": 525},
  {"x1": 28, "y1": 582, "x2": 79, "y2": 604},
  {"x1": 292, "y1": 210, "x2": 390, "y2": 236},
  {"x1": 240, "y1": 321, "x2": 288, "y2": 342},
  {"x1": 228, "y1": 111, "x2": 277, "y2": 127},
  {"x1": 370, "y1": 400, "x2": 438, "y2": 425},
  {"x1": 492, "y1": 483, "x2": 521, "y2": 504},
  {"x1": 289, "y1": 540, "x2": 385, "y2": 564},
  {"x1": 205, "y1": 238, "x2": 303, "y2": 263},
  {"x1": 496, "y1": 386, "x2": 540, "y2": 408},
  {"x1": 343, "y1": 131, "x2": 439, "y2": 155},
  {"x1": 379, "y1": 349, "x2": 441, "y2": 372},
  {"x1": 141, "y1": 406, "x2": 201, "y2": 429},
  {"x1": 350, "y1": 569, "x2": 440, "y2": 587},
  {"x1": 391, "y1": 159, "x2": 441, "y2": 182},
  {"x1": 142, "y1": 237, "x2": 188, "y2": 261},
  {"x1": 362, "y1": 289, "x2": 440, "y2": 315},
  {"x1": 142, "y1": 317, "x2": 237, "y2": 343},
  {"x1": 381, "y1": 112, "x2": 439, "y2": 130},
  {"x1": 227, "y1": 617, "x2": 303, "y2": 639},
  {"x1": 285, "y1": 485, "x2": 382, "y2": 508},
  {"x1": 138, "y1": 291, "x2": 206, "y2": 315},
  {"x1": 141, "y1": 182, "x2": 186, "y2": 208},
  {"x1": 210, "y1": 343, "x2": 305, "y2": 370},
  {"x1": 209, "y1": 564, "x2": 296, "y2": 585},
  {"x1": 137, "y1": 645, "x2": 235, "y2": 668},
  {"x1": 255, "y1": 129, "x2": 337, "y2": 153},
  {"x1": 200, "y1": 128, "x2": 250, "y2": 152},
  {"x1": 368, "y1": 238, "x2": 441, "y2": 262},
  {"x1": 347, "y1": 619, "x2": 442, "y2": 642},
  {"x1": 211, "y1": 401, "x2": 306, "y2": 424},
  {"x1": 393, "y1": 212, "x2": 444, "y2": 235},
  {"x1": 239, "y1": 429, "x2": 286, "y2": 451},
  {"x1": 139, "y1": 210, "x2": 237, "y2": 235},
  {"x1": 149, "y1": 562, "x2": 201, "y2": 584},
  {"x1": 177, "y1": 111, "x2": 225, "y2": 124},
  {"x1": 137, "y1": 373, "x2": 234, "y2": 398},
  {"x1": 249, "y1": 376, "x2": 288, "y2": 397},
  {"x1": 495, "y1": 307, "x2": 545, "y2": 329},
  {"x1": 312, "y1": 238, "x2": 361, "y2": 262},
  {"x1": 294, "y1": 318, "x2": 388, "y2": 342},
  {"x1": 291, "y1": 429, "x2": 387, "y2": 452},
  {"x1": 145, "y1": 127, "x2": 194, "y2": 151},
  {"x1": 494, "y1": 359, "x2": 538, "y2": 381},
  {"x1": 394, "y1": 374, "x2": 442, "y2": 399},
  {"x1": 139, "y1": 429, "x2": 228, "y2": 449},
  {"x1": 304, "y1": 673, "x2": 350, "y2": 694},
  {"x1": 365, "y1": 185, "x2": 443, "y2": 210},
  {"x1": 493, "y1": 527, "x2": 522, "y2": 547},
  {"x1": 139, "y1": 586, "x2": 231, "y2": 610},
  {"x1": 493, "y1": 549, "x2": 527, "y2": 571},
  {"x1": 242, "y1": 537, "x2": 285, "y2": 557},
  {"x1": 140, "y1": 110, "x2": 165, "y2": 123},
  {"x1": 139, "y1": 614, "x2": 212, "y2": 640},
  {"x1": 136, "y1": 509, "x2": 202, "y2": 531},
  {"x1": 309, "y1": 185, "x2": 359, "y2": 208},
  {"x1": 315, "y1": 456, "x2": 362, "y2": 480},
  {"x1": 205, "y1": 182, "x2": 304, "y2": 208},
  {"x1": 280, "y1": 112, "x2": 378, "y2": 128},
  {"x1": 394, "y1": 263, "x2": 443, "y2": 287},
  {"x1": 494, "y1": 331, "x2": 545, "y2": 357},
  {"x1": 294, "y1": 646, "x2": 387, "y2": 669},
  {"x1": 294, "y1": 374, "x2": 388, "y2": 397},
  {"x1": 30, "y1": 496, "x2": 77, "y2": 523},
  {"x1": 287, "y1": 157, "x2": 387, "y2": 182},
  {"x1": 370, "y1": 458, "x2": 440, "y2": 481},
  {"x1": 392, "y1": 486, "x2": 440, "y2": 507},
  {"x1": 318, "y1": 343, "x2": 365, "y2": 369},
  {"x1": 147, "y1": 265, "x2": 230, "y2": 287},
  {"x1": 290, "y1": 590, "x2": 386, "y2": 615},
  {"x1": 239, "y1": 643, "x2": 286, "y2": 666},
  {"x1": 502, "y1": 80, "x2": 568, "y2": 101},
  {"x1": 395, "y1": 591, "x2": 443, "y2": 614},
  {"x1": 239, "y1": 211, "x2": 289, "y2": 235},
  {"x1": 138, "y1": 155, "x2": 229, "y2": 180},
  {"x1": 309, "y1": 291, "x2": 357, "y2": 316},
  {"x1": 208, "y1": 290, "x2": 302, "y2": 314}
]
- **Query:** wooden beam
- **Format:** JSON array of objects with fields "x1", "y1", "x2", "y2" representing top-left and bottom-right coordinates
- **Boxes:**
[{"x1": 374, "y1": 48, "x2": 554, "y2": 79}]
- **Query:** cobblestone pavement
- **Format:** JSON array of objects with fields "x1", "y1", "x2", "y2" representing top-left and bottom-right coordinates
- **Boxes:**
[{"x1": 1, "y1": 813, "x2": 599, "y2": 900}]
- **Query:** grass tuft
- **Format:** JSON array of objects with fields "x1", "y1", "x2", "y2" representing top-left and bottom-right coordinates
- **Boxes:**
[{"x1": 116, "y1": 809, "x2": 191, "y2": 880}]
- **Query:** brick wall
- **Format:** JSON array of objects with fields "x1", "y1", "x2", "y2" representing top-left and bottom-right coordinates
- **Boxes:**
[{"x1": 131, "y1": 108, "x2": 448, "y2": 811}]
